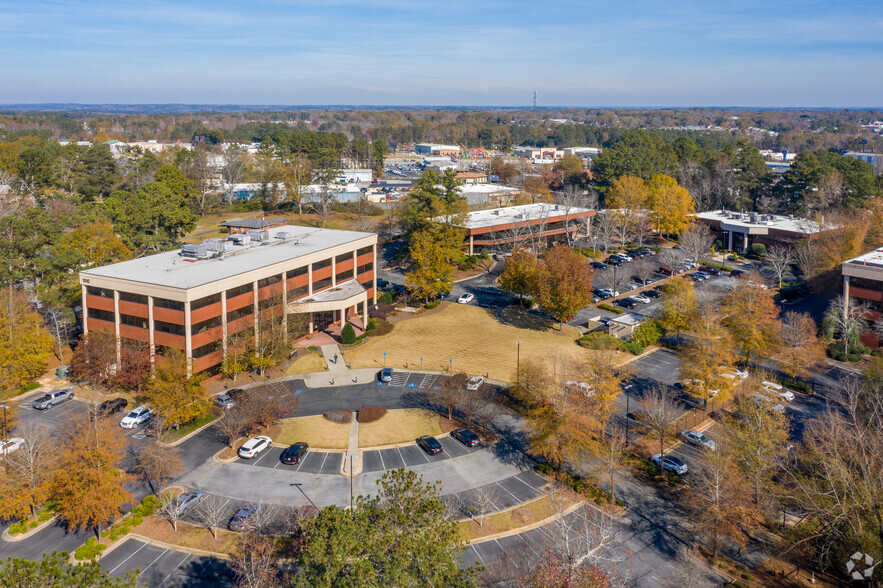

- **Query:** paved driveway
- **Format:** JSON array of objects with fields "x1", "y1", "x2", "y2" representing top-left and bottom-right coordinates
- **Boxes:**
[
  {"x1": 101, "y1": 538, "x2": 234, "y2": 587},
  {"x1": 236, "y1": 447, "x2": 343, "y2": 475}
]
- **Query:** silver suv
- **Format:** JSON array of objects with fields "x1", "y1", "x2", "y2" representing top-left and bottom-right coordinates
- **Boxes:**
[{"x1": 32, "y1": 388, "x2": 74, "y2": 410}]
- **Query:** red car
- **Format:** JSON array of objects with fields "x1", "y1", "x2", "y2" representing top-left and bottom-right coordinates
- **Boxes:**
[{"x1": 698, "y1": 266, "x2": 721, "y2": 276}]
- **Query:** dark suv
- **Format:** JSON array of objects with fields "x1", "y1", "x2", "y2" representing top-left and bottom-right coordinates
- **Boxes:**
[
  {"x1": 280, "y1": 442, "x2": 309, "y2": 465},
  {"x1": 452, "y1": 429, "x2": 479, "y2": 447},
  {"x1": 416, "y1": 435, "x2": 443, "y2": 455},
  {"x1": 96, "y1": 398, "x2": 128, "y2": 419}
]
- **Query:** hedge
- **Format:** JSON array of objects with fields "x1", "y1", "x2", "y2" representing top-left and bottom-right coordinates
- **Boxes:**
[
  {"x1": 324, "y1": 409, "x2": 353, "y2": 424},
  {"x1": 776, "y1": 377, "x2": 812, "y2": 394},
  {"x1": 578, "y1": 332, "x2": 644, "y2": 355},
  {"x1": 425, "y1": 300, "x2": 441, "y2": 310},
  {"x1": 74, "y1": 537, "x2": 106, "y2": 561},
  {"x1": 700, "y1": 261, "x2": 734, "y2": 272},
  {"x1": 828, "y1": 340, "x2": 869, "y2": 362},
  {"x1": 357, "y1": 406, "x2": 387, "y2": 423},
  {"x1": 597, "y1": 304, "x2": 625, "y2": 315}
]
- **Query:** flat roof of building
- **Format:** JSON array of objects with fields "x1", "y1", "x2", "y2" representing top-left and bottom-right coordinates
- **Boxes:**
[
  {"x1": 81, "y1": 225, "x2": 374, "y2": 291},
  {"x1": 610, "y1": 312, "x2": 644, "y2": 326},
  {"x1": 222, "y1": 217, "x2": 287, "y2": 229},
  {"x1": 694, "y1": 210, "x2": 826, "y2": 235},
  {"x1": 461, "y1": 202, "x2": 593, "y2": 230},
  {"x1": 845, "y1": 247, "x2": 883, "y2": 268}
]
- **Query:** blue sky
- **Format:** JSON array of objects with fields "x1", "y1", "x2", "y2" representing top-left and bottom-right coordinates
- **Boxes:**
[{"x1": 0, "y1": 0, "x2": 880, "y2": 106}]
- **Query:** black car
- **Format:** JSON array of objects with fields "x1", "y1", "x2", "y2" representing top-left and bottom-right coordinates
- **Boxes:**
[
  {"x1": 616, "y1": 297, "x2": 638, "y2": 309},
  {"x1": 644, "y1": 289, "x2": 661, "y2": 298},
  {"x1": 280, "y1": 442, "x2": 309, "y2": 465},
  {"x1": 452, "y1": 429, "x2": 479, "y2": 447},
  {"x1": 144, "y1": 416, "x2": 160, "y2": 437},
  {"x1": 631, "y1": 275, "x2": 652, "y2": 285},
  {"x1": 730, "y1": 269, "x2": 746, "y2": 278},
  {"x1": 416, "y1": 435, "x2": 443, "y2": 455},
  {"x1": 607, "y1": 258, "x2": 624, "y2": 267},
  {"x1": 590, "y1": 261, "x2": 607, "y2": 270},
  {"x1": 479, "y1": 298, "x2": 494, "y2": 308},
  {"x1": 592, "y1": 288, "x2": 609, "y2": 299},
  {"x1": 377, "y1": 279, "x2": 390, "y2": 289},
  {"x1": 96, "y1": 398, "x2": 128, "y2": 419}
]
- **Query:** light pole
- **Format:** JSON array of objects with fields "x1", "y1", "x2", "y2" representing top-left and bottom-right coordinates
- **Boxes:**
[
  {"x1": 0, "y1": 403, "x2": 7, "y2": 460},
  {"x1": 516, "y1": 342, "x2": 522, "y2": 386},
  {"x1": 623, "y1": 385, "x2": 632, "y2": 445}
]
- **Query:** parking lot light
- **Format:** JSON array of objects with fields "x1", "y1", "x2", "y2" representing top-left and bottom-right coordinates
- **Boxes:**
[{"x1": 516, "y1": 342, "x2": 522, "y2": 386}]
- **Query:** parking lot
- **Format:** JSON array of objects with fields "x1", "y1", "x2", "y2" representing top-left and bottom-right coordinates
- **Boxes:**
[
  {"x1": 15, "y1": 392, "x2": 154, "y2": 442},
  {"x1": 442, "y1": 471, "x2": 548, "y2": 515},
  {"x1": 361, "y1": 434, "x2": 483, "y2": 473},
  {"x1": 101, "y1": 538, "x2": 233, "y2": 587},
  {"x1": 237, "y1": 447, "x2": 343, "y2": 475}
]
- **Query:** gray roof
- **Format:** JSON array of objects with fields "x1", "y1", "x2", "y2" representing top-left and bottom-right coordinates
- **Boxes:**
[
  {"x1": 81, "y1": 225, "x2": 374, "y2": 291},
  {"x1": 222, "y1": 217, "x2": 287, "y2": 229}
]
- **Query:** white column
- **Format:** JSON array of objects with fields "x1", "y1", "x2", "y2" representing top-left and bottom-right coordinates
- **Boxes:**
[
  {"x1": 221, "y1": 290, "x2": 228, "y2": 356},
  {"x1": 81, "y1": 284, "x2": 89, "y2": 335},
  {"x1": 727, "y1": 231, "x2": 733, "y2": 251},
  {"x1": 282, "y1": 272, "x2": 288, "y2": 342},
  {"x1": 113, "y1": 290, "x2": 121, "y2": 366},
  {"x1": 843, "y1": 275, "x2": 851, "y2": 321},
  {"x1": 147, "y1": 295, "x2": 155, "y2": 363},
  {"x1": 184, "y1": 301, "x2": 193, "y2": 377}
]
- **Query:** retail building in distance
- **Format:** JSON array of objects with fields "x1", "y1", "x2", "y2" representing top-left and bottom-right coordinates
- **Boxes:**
[{"x1": 79, "y1": 225, "x2": 377, "y2": 375}]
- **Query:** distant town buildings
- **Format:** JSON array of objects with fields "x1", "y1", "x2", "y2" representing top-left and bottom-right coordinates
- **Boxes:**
[
  {"x1": 844, "y1": 149, "x2": 883, "y2": 173},
  {"x1": 415, "y1": 143, "x2": 460, "y2": 156}
]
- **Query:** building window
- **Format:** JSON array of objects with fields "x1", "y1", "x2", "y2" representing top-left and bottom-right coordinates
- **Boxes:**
[
  {"x1": 286, "y1": 266, "x2": 308, "y2": 280},
  {"x1": 357, "y1": 245, "x2": 373, "y2": 257},
  {"x1": 191, "y1": 316, "x2": 222, "y2": 335},
  {"x1": 226, "y1": 283, "x2": 253, "y2": 299},
  {"x1": 289, "y1": 284, "x2": 309, "y2": 300},
  {"x1": 357, "y1": 261, "x2": 374, "y2": 275},
  {"x1": 154, "y1": 298, "x2": 185, "y2": 311},
  {"x1": 227, "y1": 306, "x2": 253, "y2": 322},
  {"x1": 88, "y1": 307, "x2": 115, "y2": 322},
  {"x1": 119, "y1": 314, "x2": 148, "y2": 329},
  {"x1": 259, "y1": 294, "x2": 283, "y2": 310},
  {"x1": 335, "y1": 253, "x2": 352, "y2": 265},
  {"x1": 336, "y1": 267, "x2": 354, "y2": 282},
  {"x1": 192, "y1": 340, "x2": 221, "y2": 359},
  {"x1": 360, "y1": 274, "x2": 374, "y2": 289},
  {"x1": 258, "y1": 274, "x2": 282, "y2": 289},
  {"x1": 191, "y1": 293, "x2": 221, "y2": 310},
  {"x1": 312, "y1": 259, "x2": 331, "y2": 271},
  {"x1": 87, "y1": 286, "x2": 114, "y2": 298},
  {"x1": 119, "y1": 291, "x2": 147, "y2": 305},
  {"x1": 155, "y1": 320, "x2": 185, "y2": 337},
  {"x1": 313, "y1": 276, "x2": 332, "y2": 292}
]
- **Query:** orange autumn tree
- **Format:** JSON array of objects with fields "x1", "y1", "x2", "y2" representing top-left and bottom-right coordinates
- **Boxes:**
[
  {"x1": 535, "y1": 246, "x2": 594, "y2": 330},
  {"x1": 721, "y1": 283, "x2": 781, "y2": 363},
  {"x1": 776, "y1": 311, "x2": 827, "y2": 380}
]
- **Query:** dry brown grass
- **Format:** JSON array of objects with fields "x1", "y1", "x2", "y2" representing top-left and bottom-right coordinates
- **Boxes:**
[
  {"x1": 275, "y1": 415, "x2": 350, "y2": 449},
  {"x1": 136, "y1": 517, "x2": 242, "y2": 555},
  {"x1": 344, "y1": 304, "x2": 595, "y2": 383},
  {"x1": 456, "y1": 494, "x2": 580, "y2": 541},
  {"x1": 285, "y1": 352, "x2": 325, "y2": 375},
  {"x1": 358, "y1": 409, "x2": 442, "y2": 448}
]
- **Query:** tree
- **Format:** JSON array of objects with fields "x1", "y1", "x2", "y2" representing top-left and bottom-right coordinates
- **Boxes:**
[
  {"x1": 536, "y1": 246, "x2": 595, "y2": 329},
  {"x1": 249, "y1": 153, "x2": 284, "y2": 210},
  {"x1": 647, "y1": 174, "x2": 695, "y2": 236},
  {"x1": 144, "y1": 349, "x2": 209, "y2": 428},
  {"x1": 679, "y1": 322, "x2": 738, "y2": 408},
  {"x1": 70, "y1": 332, "x2": 151, "y2": 392},
  {"x1": 371, "y1": 139, "x2": 387, "y2": 178},
  {"x1": 195, "y1": 495, "x2": 231, "y2": 541},
  {"x1": 720, "y1": 283, "x2": 781, "y2": 363},
  {"x1": 825, "y1": 295, "x2": 865, "y2": 356},
  {"x1": 0, "y1": 425, "x2": 55, "y2": 519},
  {"x1": 56, "y1": 221, "x2": 132, "y2": 268},
  {"x1": 310, "y1": 166, "x2": 340, "y2": 227},
  {"x1": 653, "y1": 277, "x2": 697, "y2": 347},
  {"x1": 405, "y1": 228, "x2": 453, "y2": 303},
  {"x1": 793, "y1": 238, "x2": 823, "y2": 281},
  {"x1": 221, "y1": 328, "x2": 253, "y2": 382},
  {"x1": 637, "y1": 386, "x2": 682, "y2": 457},
  {"x1": 340, "y1": 322, "x2": 356, "y2": 344},
  {"x1": 679, "y1": 223, "x2": 714, "y2": 265},
  {"x1": 280, "y1": 152, "x2": 312, "y2": 214},
  {"x1": 776, "y1": 312, "x2": 826, "y2": 380},
  {"x1": 51, "y1": 417, "x2": 132, "y2": 540},
  {"x1": 499, "y1": 249, "x2": 540, "y2": 304},
  {"x1": 131, "y1": 442, "x2": 183, "y2": 494},
  {"x1": 103, "y1": 181, "x2": 197, "y2": 252},
  {"x1": 0, "y1": 551, "x2": 138, "y2": 587},
  {"x1": 766, "y1": 245, "x2": 794, "y2": 288},
  {"x1": 230, "y1": 530, "x2": 280, "y2": 588},
  {"x1": 606, "y1": 175, "x2": 650, "y2": 211},
  {"x1": 222, "y1": 145, "x2": 248, "y2": 203},
  {"x1": 294, "y1": 468, "x2": 479, "y2": 587},
  {"x1": 0, "y1": 288, "x2": 54, "y2": 398},
  {"x1": 75, "y1": 144, "x2": 120, "y2": 203},
  {"x1": 215, "y1": 406, "x2": 251, "y2": 448},
  {"x1": 430, "y1": 373, "x2": 466, "y2": 420}
]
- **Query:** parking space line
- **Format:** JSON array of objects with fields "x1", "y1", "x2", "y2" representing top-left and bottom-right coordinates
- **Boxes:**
[
  {"x1": 319, "y1": 452, "x2": 329, "y2": 470},
  {"x1": 512, "y1": 474, "x2": 544, "y2": 492},
  {"x1": 109, "y1": 541, "x2": 149, "y2": 575},
  {"x1": 377, "y1": 451, "x2": 385, "y2": 471},
  {"x1": 160, "y1": 553, "x2": 191, "y2": 586},
  {"x1": 294, "y1": 452, "x2": 309, "y2": 471},
  {"x1": 396, "y1": 447, "x2": 406, "y2": 466},
  {"x1": 251, "y1": 449, "x2": 270, "y2": 467},
  {"x1": 469, "y1": 545, "x2": 486, "y2": 566},
  {"x1": 494, "y1": 481, "x2": 521, "y2": 503},
  {"x1": 139, "y1": 548, "x2": 170, "y2": 577}
]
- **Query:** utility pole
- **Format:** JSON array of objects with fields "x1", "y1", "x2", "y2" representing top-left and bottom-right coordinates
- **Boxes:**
[
  {"x1": 533, "y1": 90, "x2": 537, "y2": 109},
  {"x1": 516, "y1": 341, "x2": 522, "y2": 386}
]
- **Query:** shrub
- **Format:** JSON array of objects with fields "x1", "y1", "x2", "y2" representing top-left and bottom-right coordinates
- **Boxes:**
[
  {"x1": 425, "y1": 300, "x2": 440, "y2": 310},
  {"x1": 454, "y1": 254, "x2": 478, "y2": 271},
  {"x1": 578, "y1": 332, "x2": 643, "y2": 355},
  {"x1": 829, "y1": 340, "x2": 868, "y2": 362},
  {"x1": 597, "y1": 304, "x2": 625, "y2": 315},
  {"x1": 8, "y1": 521, "x2": 26, "y2": 535},
  {"x1": 357, "y1": 406, "x2": 387, "y2": 423},
  {"x1": 378, "y1": 291, "x2": 396, "y2": 305},
  {"x1": 340, "y1": 323, "x2": 356, "y2": 344},
  {"x1": 132, "y1": 505, "x2": 145, "y2": 518},
  {"x1": 38, "y1": 510, "x2": 52, "y2": 522},
  {"x1": 621, "y1": 341, "x2": 645, "y2": 355},
  {"x1": 29, "y1": 520, "x2": 38, "y2": 529},
  {"x1": 367, "y1": 317, "x2": 380, "y2": 330},
  {"x1": 306, "y1": 345, "x2": 319, "y2": 352},
  {"x1": 750, "y1": 243, "x2": 766, "y2": 257},
  {"x1": 536, "y1": 463, "x2": 555, "y2": 476},
  {"x1": 74, "y1": 537, "x2": 107, "y2": 561},
  {"x1": 365, "y1": 319, "x2": 393, "y2": 337},
  {"x1": 324, "y1": 409, "x2": 353, "y2": 424},
  {"x1": 141, "y1": 495, "x2": 159, "y2": 513},
  {"x1": 19, "y1": 381, "x2": 40, "y2": 394},
  {"x1": 632, "y1": 320, "x2": 663, "y2": 347},
  {"x1": 575, "y1": 247, "x2": 604, "y2": 259}
]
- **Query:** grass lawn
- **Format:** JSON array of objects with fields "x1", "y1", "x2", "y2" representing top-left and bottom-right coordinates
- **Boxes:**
[
  {"x1": 344, "y1": 303, "x2": 596, "y2": 383},
  {"x1": 286, "y1": 351, "x2": 325, "y2": 375},
  {"x1": 456, "y1": 494, "x2": 580, "y2": 541},
  {"x1": 275, "y1": 415, "x2": 350, "y2": 449},
  {"x1": 358, "y1": 409, "x2": 442, "y2": 448}
]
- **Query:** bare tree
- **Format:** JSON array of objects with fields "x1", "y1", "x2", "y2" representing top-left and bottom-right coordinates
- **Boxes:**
[
  {"x1": 679, "y1": 223, "x2": 714, "y2": 265},
  {"x1": 608, "y1": 210, "x2": 632, "y2": 251},
  {"x1": 657, "y1": 247, "x2": 685, "y2": 272},
  {"x1": 793, "y1": 238, "x2": 822, "y2": 281},
  {"x1": 556, "y1": 186, "x2": 597, "y2": 248},
  {"x1": 765, "y1": 245, "x2": 794, "y2": 288},
  {"x1": 591, "y1": 212, "x2": 614, "y2": 252},
  {"x1": 637, "y1": 386, "x2": 682, "y2": 456},
  {"x1": 130, "y1": 442, "x2": 183, "y2": 494},
  {"x1": 215, "y1": 408, "x2": 249, "y2": 447},
  {"x1": 183, "y1": 144, "x2": 216, "y2": 213},
  {"x1": 249, "y1": 503, "x2": 284, "y2": 535},
  {"x1": 222, "y1": 144, "x2": 248, "y2": 203},
  {"x1": 158, "y1": 492, "x2": 183, "y2": 532},
  {"x1": 4, "y1": 425, "x2": 56, "y2": 516},
  {"x1": 45, "y1": 306, "x2": 73, "y2": 362},
  {"x1": 280, "y1": 152, "x2": 312, "y2": 215},
  {"x1": 0, "y1": 170, "x2": 26, "y2": 217},
  {"x1": 825, "y1": 295, "x2": 867, "y2": 356},
  {"x1": 473, "y1": 385, "x2": 502, "y2": 434},
  {"x1": 195, "y1": 495, "x2": 231, "y2": 541},
  {"x1": 310, "y1": 167, "x2": 340, "y2": 228},
  {"x1": 596, "y1": 434, "x2": 626, "y2": 505},
  {"x1": 660, "y1": 547, "x2": 710, "y2": 588},
  {"x1": 229, "y1": 529, "x2": 280, "y2": 588},
  {"x1": 430, "y1": 374, "x2": 466, "y2": 420},
  {"x1": 463, "y1": 484, "x2": 497, "y2": 527},
  {"x1": 632, "y1": 259, "x2": 656, "y2": 286}
]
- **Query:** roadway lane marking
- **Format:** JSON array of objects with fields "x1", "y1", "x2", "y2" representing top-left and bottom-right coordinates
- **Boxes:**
[
  {"x1": 139, "y1": 548, "x2": 170, "y2": 577},
  {"x1": 159, "y1": 553, "x2": 192, "y2": 586},
  {"x1": 108, "y1": 541, "x2": 149, "y2": 575}
]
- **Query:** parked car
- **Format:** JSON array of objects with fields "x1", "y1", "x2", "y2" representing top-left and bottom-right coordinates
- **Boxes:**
[
  {"x1": 143, "y1": 416, "x2": 160, "y2": 437},
  {"x1": 730, "y1": 269, "x2": 747, "y2": 278},
  {"x1": 752, "y1": 393, "x2": 785, "y2": 413},
  {"x1": 214, "y1": 395, "x2": 236, "y2": 409},
  {"x1": 228, "y1": 505, "x2": 261, "y2": 532},
  {"x1": 238, "y1": 435, "x2": 272, "y2": 459},
  {"x1": 173, "y1": 490, "x2": 205, "y2": 515},
  {"x1": 416, "y1": 435, "x2": 443, "y2": 455},
  {"x1": 378, "y1": 368, "x2": 393, "y2": 382},
  {"x1": 762, "y1": 380, "x2": 794, "y2": 401},
  {"x1": 650, "y1": 454, "x2": 688, "y2": 475},
  {"x1": 590, "y1": 261, "x2": 607, "y2": 270},
  {"x1": 690, "y1": 272, "x2": 707, "y2": 282},
  {"x1": 626, "y1": 282, "x2": 641, "y2": 290},
  {"x1": 466, "y1": 376, "x2": 484, "y2": 391},
  {"x1": 280, "y1": 442, "x2": 309, "y2": 465},
  {"x1": 615, "y1": 297, "x2": 638, "y2": 309},
  {"x1": 698, "y1": 266, "x2": 721, "y2": 276},
  {"x1": 658, "y1": 266, "x2": 676, "y2": 275},
  {"x1": 680, "y1": 430, "x2": 717, "y2": 451},
  {"x1": 607, "y1": 257, "x2": 624, "y2": 266},
  {"x1": 457, "y1": 293, "x2": 475, "y2": 304},
  {"x1": 616, "y1": 253, "x2": 633, "y2": 262},
  {"x1": 593, "y1": 288, "x2": 610, "y2": 299},
  {"x1": 95, "y1": 397, "x2": 128, "y2": 419},
  {"x1": 120, "y1": 405, "x2": 152, "y2": 428},
  {"x1": 452, "y1": 429, "x2": 480, "y2": 447},
  {"x1": 627, "y1": 409, "x2": 649, "y2": 422},
  {"x1": 377, "y1": 279, "x2": 390, "y2": 289},
  {"x1": 747, "y1": 280, "x2": 769, "y2": 290},
  {"x1": 694, "y1": 271, "x2": 709, "y2": 280},
  {"x1": 32, "y1": 388, "x2": 74, "y2": 410},
  {"x1": 0, "y1": 437, "x2": 25, "y2": 456},
  {"x1": 631, "y1": 294, "x2": 651, "y2": 304},
  {"x1": 632, "y1": 275, "x2": 652, "y2": 285},
  {"x1": 564, "y1": 381, "x2": 595, "y2": 397},
  {"x1": 644, "y1": 289, "x2": 661, "y2": 298}
]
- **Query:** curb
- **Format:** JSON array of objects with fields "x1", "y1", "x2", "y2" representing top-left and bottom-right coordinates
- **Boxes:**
[
  {"x1": 160, "y1": 417, "x2": 220, "y2": 448},
  {"x1": 466, "y1": 500, "x2": 587, "y2": 545},
  {"x1": 98, "y1": 532, "x2": 232, "y2": 562},
  {"x1": 1, "y1": 515, "x2": 57, "y2": 542}
]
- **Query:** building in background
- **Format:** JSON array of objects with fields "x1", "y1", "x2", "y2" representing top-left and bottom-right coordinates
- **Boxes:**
[
  {"x1": 221, "y1": 217, "x2": 288, "y2": 234},
  {"x1": 844, "y1": 149, "x2": 883, "y2": 173},
  {"x1": 513, "y1": 146, "x2": 563, "y2": 161},
  {"x1": 457, "y1": 202, "x2": 594, "y2": 254},
  {"x1": 461, "y1": 184, "x2": 520, "y2": 207},
  {"x1": 842, "y1": 247, "x2": 883, "y2": 348},
  {"x1": 415, "y1": 143, "x2": 460, "y2": 156},
  {"x1": 693, "y1": 210, "x2": 829, "y2": 252},
  {"x1": 338, "y1": 169, "x2": 373, "y2": 183},
  {"x1": 456, "y1": 171, "x2": 489, "y2": 185},
  {"x1": 80, "y1": 225, "x2": 377, "y2": 376}
]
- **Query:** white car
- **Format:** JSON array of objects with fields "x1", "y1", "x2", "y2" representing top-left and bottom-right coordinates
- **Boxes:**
[
  {"x1": 752, "y1": 393, "x2": 785, "y2": 413},
  {"x1": 457, "y1": 293, "x2": 474, "y2": 304},
  {"x1": 774, "y1": 389, "x2": 795, "y2": 402},
  {"x1": 626, "y1": 282, "x2": 641, "y2": 290},
  {"x1": 120, "y1": 405, "x2": 152, "y2": 428},
  {"x1": 680, "y1": 430, "x2": 717, "y2": 451},
  {"x1": 617, "y1": 253, "x2": 633, "y2": 262},
  {"x1": 466, "y1": 376, "x2": 485, "y2": 391},
  {"x1": 565, "y1": 380, "x2": 595, "y2": 397},
  {"x1": 631, "y1": 294, "x2": 651, "y2": 304},
  {"x1": 747, "y1": 280, "x2": 769, "y2": 290},
  {"x1": 0, "y1": 437, "x2": 25, "y2": 455},
  {"x1": 238, "y1": 436, "x2": 272, "y2": 459}
]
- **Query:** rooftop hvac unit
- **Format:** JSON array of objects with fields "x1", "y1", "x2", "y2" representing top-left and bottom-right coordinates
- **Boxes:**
[
  {"x1": 181, "y1": 243, "x2": 209, "y2": 259},
  {"x1": 275, "y1": 231, "x2": 290, "y2": 240},
  {"x1": 204, "y1": 238, "x2": 232, "y2": 252},
  {"x1": 247, "y1": 229, "x2": 269, "y2": 242},
  {"x1": 229, "y1": 234, "x2": 251, "y2": 246}
]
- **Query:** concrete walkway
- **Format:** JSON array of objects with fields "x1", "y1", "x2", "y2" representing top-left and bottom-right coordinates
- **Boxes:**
[{"x1": 342, "y1": 414, "x2": 362, "y2": 476}]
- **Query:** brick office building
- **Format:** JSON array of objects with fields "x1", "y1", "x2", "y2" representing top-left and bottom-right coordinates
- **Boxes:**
[
  {"x1": 459, "y1": 203, "x2": 595, "y2": 254},
  {"x1": 80, "y1": 225, "x2": 377, "y2": 376}
]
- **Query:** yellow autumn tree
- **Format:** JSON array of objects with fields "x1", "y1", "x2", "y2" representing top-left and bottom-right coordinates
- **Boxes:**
[
  {"x1": 0, "y1": 289, "x2": 54, "y2": 398},
  {"x1": 679, "y1": 322, "x2": 738, "y2": 407},
  {"x1": 654, "y1": 277, "x2": 698, "y2": 347},
  {"x1": 606, "y1": 175, "x2": 650, "y2": 211},
  {"x1": 647, "y1": 174, "x2": 695, "y2": 236},
  {"x1": 57, "y1": 221, "x2": 132, "y2": 267},
  {"x1": 775, "y1": 312, "x2": 826, "y2": 379},
  {"x1": 721, "y1": 284, "x2": 781, "y2": 363},
  {"x1": 406, "y1": 227, "x2": 454, "y2": 303},
  {"x1": 145, "y1": 349, "x2": 210, "y2": 428}
]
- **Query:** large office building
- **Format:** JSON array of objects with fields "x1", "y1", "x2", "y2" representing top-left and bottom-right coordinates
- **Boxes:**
[
  {"x1": 80, "y1": 225, "x2": 377, "y2": 376},
  {"x1": 842, "y1": 247, "x2": 883, "y2": 347},
  {"x1": 693, "y1": 210, "x2": 829, "y2": 252},
  {"x1": 458, "y1": 203, "x2": 594, "y2": 254}
]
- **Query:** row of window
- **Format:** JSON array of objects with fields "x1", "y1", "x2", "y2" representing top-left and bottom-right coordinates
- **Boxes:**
[{"x1": 89, "y1": 308, "x2": 185, "y2": 337}]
